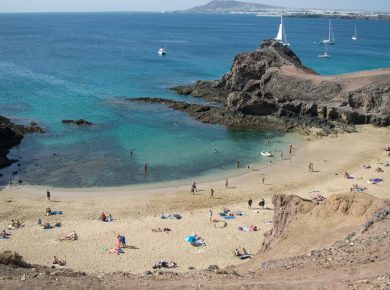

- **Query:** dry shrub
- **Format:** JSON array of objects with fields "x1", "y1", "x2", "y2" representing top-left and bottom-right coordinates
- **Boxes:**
[{"x1": 0, "y1": 251, "x2": 30, "y2": 268}]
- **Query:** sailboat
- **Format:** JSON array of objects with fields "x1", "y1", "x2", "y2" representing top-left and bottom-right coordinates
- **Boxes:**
[
  {"x1": 320, "y1": 19, "x2": 336, "y2": 45},
  {"x1": 318, "y1": 44, "x2": 331, "y2": 58},
  {"x1": 274, "y1": 14, "x2": 289, "y2": 46},
  {"x1": 352, "y1": 25, "x2": 357, "y2": 41}
]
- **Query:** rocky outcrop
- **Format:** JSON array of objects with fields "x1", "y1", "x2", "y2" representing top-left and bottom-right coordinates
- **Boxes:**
[
  {"x1": 0, "y1": 116, "x2": 43, "y2": 169},
  {"x1": 171, "y1": 39, "x2": 390, "y2": 132},
  {"x1": 261, "y1": 194, "x2": 315, "y2": 252},
  {"x1": 261, "y1": 192, "x2": 388, "y2": 254},
  {"x1": 62, "y1": 119, "x2": 93, "y2": 126}
]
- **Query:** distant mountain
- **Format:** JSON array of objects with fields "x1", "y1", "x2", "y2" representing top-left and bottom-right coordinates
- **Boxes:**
[{"x1": 183, "y1": 0, "x2": 283, "y2": 13}]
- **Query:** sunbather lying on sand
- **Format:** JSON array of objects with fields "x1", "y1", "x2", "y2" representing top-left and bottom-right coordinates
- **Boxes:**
[
  {"x1": 42, "y1": 222, "x2": 61, "y2": 229},
  {"x1": 60, "y1": 231, "x2": 78, "y2": 241},
  {"x1": 186, "y1": 234, "x2": 206, "y2": 247},
  {"x1": 238, "y1": 226, "x2": 258, "y2": 232},
  {"x1": 0, "y1": 230, "x2": 11, "y2": 239},
  {"x1": 52, "y1": 256, "x2": 66, "y2": 266},
  {"x1": 152, "y1": 227, "x2": 171, "y2": 233},
  {"x1": 375, "y1": 167, "x2": 384, "y2": 173},
  {"x1": 8, "y1": 220, "x2": 23, "y2": 230},
  {"x1": 312, "y1": 194, "x2": 326, "y2": 203},
  {"x1": 152, "y1": 261, "x2": 177, "y2": 269},
  {"x1": 45, "y1": 208, "x2": 52, "y2": 215}
]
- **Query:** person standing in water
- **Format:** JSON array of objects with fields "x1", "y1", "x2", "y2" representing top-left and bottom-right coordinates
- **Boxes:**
[
  {"x1": 8, "y1": 179, "x2": 12, "y2": 189},
  {"x1": 236, "y1": 160, "x2": 240, "y2": 169},
  {"x1": 225, "y1": 178, "x2": 229, "y2": 189},
  {"x1": 144, "y1": 163, "x2": 148, "y2": 173}
]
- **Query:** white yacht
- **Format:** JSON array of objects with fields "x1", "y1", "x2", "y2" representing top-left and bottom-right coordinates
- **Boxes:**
[
  {"x1": 274, "y1": 14, "x2": 289, "y2": 46},
  {"x1": 318, "y1": 44, "x2": 331, "y2": 58},
  {"x1": 158, "y1": 48, "x2": 167, "y2": 56},
  {"x1": 352, "y1": 25, "x2": 357, "y2": 41},
  {"x1": 320, "y1": 19, "x2": 336, "y2": 45}
]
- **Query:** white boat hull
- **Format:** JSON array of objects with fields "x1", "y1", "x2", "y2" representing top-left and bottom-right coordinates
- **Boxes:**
[{"x1": 261, "y1": 152, "x2": 273, "y2": 157}]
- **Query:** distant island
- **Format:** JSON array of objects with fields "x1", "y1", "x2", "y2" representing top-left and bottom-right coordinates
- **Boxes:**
[{"x1": 179, "y1": 0, "x2": 390, "y2": 21}]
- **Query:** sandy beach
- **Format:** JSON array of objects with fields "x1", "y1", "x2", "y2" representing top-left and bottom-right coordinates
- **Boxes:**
[{"x1": 0, "y1": 125, "x2": 389, "y2": 274}]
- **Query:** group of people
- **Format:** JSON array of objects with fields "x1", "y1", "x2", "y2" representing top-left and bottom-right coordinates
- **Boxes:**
[
  {"x1": 247, "y1": 198, "x2": 265, "y2": 209},
  {"x1": 8, "y1": 220, "x2": 23, "y2": 230},
  {"x1": 234, "y1": 248, "x2": 252, "y2": 259},
  {"x1": 99, "y1": 212, "x2": 113, "y2": 222}
]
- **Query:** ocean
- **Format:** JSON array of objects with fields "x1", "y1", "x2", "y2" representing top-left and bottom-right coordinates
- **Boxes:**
[{"x1": 0, "y1": 13, "x2": 389, "y2": 187}]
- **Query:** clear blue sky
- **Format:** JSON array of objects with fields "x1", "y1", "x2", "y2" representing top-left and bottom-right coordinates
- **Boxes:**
[{"x1": 0, "y1": 0, "x2": 389, "y2": 13}]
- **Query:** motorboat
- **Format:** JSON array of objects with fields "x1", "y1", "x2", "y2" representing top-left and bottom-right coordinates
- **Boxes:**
[
  {"x1": 261, "y1": 151, "x2": 273, "y2": 157},
  {"x1": 158, "y1": 48, "x2": 167, "y2": 56}
]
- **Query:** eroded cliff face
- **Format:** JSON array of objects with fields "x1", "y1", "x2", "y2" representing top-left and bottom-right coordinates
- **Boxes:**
[
  {"x1": 173, "y1": 39, "x2": 390, "y2": 131},
  {"x1": 0, "y1": 116, "x2": 43, "y2": 169}
]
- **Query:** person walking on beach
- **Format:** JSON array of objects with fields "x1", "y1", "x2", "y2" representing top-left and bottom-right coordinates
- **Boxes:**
[
  {"x1": 280, "y1": 152, "x2": 284, "y2": 160},
  {"x1": 308, "y1": 162, "x2": 314, "y2": 172},
  {"x1": 210, "y1": 188, "x2": 214, "y2": 199},
  {"x1": 46, "y1": 190, "x2": 51, "y2": 201},
  {"x1": 191, "y1": 182, "x2": 197, "y2": 194},
  {"x1": 225, "y1": 178, "x2": 229, "y2": 189},
  {"x1": 209, "y1": 209, "x2": 213, "y2": 221},
  {"x1": 259, "y1": 198, "x2": 265, "y2": 209},
  {"x1": 248, "y1": 198, "x2": 253, "y2": 208},
  {"x1": 289, "y1": 144, "x2": 293, "y2": 155},
  {"x1": 8, "y1": 179, "x2": 12, "y2": 189},
  {"x1": 237, "y1": 160, "x2": 240, "y2": 169},
  {"x1": 262, "y1": 177, "x2": 265, "y2": 184}
]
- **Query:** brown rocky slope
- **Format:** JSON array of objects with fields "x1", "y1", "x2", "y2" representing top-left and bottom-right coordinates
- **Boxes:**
[{"x1": 1, "y1": 192, "x2": 389, "y2": 289}]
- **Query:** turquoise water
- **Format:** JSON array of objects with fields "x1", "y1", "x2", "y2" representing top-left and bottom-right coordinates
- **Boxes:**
[{"x1": 0, "y1": 13, "x2": 389, "y2": 187}]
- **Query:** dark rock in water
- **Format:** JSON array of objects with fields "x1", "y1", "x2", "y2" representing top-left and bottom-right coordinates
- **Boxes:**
[
  {"x1": 62, "y1": 119, "x2": 93, "y2": 126},
  {"x1": 0, "y1": 116, "x2": 44, "y2": 169},
  {"x1": 168, "y1": 39, "x2": 390, "y2": 133}
]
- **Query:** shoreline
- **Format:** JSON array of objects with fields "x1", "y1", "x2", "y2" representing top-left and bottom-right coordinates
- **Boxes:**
[
  {"x1": 0, "y1": 125, "x2": 389, "y2": 274},
  {"x1": 3, "y1": 134, "x2": 302, "y2": 198}
]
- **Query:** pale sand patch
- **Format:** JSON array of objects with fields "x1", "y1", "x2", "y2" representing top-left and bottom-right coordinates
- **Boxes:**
[{"x1": 0, "y1": 125, "x2": 389, "y2": 274}]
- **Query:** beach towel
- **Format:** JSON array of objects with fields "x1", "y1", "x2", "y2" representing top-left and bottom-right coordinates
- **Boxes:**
[
  {"x1": 222, "y1": 215, "x2": 236, "y2": 220},
  {"x1": 264, "y1": 220, "x2": 273, "y2": 224},
  {"x1": 0, "y1": 237, "x2": 9, "y2": 240},
  {"x1": 190, "y1": 241, "x2": 206, "y2": 247},
  {"x1": 185, "y1": 236, "x2": 197, "y2": 243},
  {"x1": 49, "y1": 211, "x2": 63, "y2": 215},
  {"x1": 368, "y1": 178, "x2": 383, "y2": 184},
  {"x1": 239, "y1": 254, "x2": 252, "y2": 260}
]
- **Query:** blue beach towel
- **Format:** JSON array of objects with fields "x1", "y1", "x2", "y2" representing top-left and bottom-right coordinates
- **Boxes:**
[{"x1": 222, "y1": 216, "x2": 236, "y2": 220}]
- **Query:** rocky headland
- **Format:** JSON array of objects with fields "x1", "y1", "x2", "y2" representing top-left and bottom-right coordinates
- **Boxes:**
[
  {"x1": 0, "y1": 116, "x2": 43, "y2": 169},
  {"x1": 129, "y1": 39, "x2": 390, "y2": 135},
  {"x1": 62, "y1": 119, "x2": 93, "y2": 126}
]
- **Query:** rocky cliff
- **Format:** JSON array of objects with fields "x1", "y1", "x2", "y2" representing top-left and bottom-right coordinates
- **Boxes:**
[
  {"x1": 171, "y1": 39, "x2": 390, "y2": 133},
  {"x1": 0, "y1": 116, "x2": 43, "y2": 169}
]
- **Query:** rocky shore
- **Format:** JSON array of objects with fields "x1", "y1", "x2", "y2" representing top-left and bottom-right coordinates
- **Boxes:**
[
  {"x1": 0, "y1": 116, "x2": 43, "y2": 169},
  {"x1": 131, "y1": 39, "x2": 390, "y2": 135}
]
